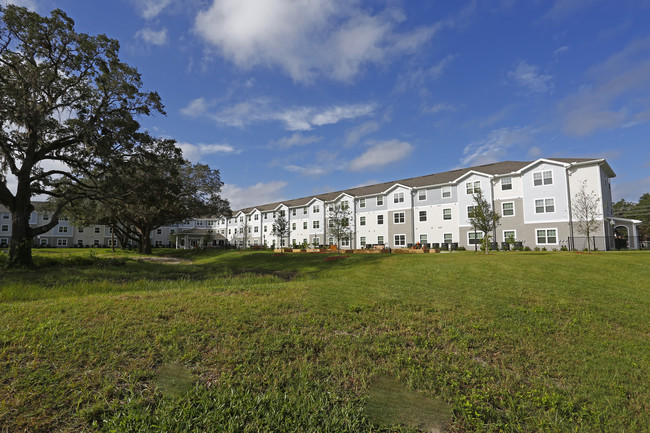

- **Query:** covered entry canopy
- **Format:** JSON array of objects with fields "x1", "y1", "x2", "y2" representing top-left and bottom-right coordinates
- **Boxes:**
[
  {"x1": 171, "y1": 229, "x2": 228, "y2": 249},
  {"x1": 608, "y1": 217, "x2": 643, "y2": 249}
]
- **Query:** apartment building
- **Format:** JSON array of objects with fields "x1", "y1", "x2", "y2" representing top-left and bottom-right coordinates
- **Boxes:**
[{"x1": 0, "y1": 157, "x2": 642, "y2": 251}]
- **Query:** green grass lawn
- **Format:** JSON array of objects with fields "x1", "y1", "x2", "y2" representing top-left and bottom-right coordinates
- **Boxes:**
[{"x1": 1, "y1": 249, "x2": 648, "y2": 432}]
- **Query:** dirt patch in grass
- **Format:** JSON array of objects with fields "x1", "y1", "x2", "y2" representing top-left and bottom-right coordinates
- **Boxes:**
[
  {"x1": 155, "y1": 363, "x2": 194, "y2": 398},
  {"x1": 365, "y1": 375, "x2": 452, "y2": 432},
  {"x1": 133, "y1": 256, "x2": 192, "y2": 264}
]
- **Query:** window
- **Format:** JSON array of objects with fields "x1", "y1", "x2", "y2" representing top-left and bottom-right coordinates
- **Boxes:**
[
  {"x1": 58, "y1": 226, "x2": 68, "y2": 233},
  {"x1": 360, "y1": 216, "x2": 366, "y2": 226},
  {"x1": 0, "y1": 238, "x2": 7, "y2": 247},
  {"x1": 418, "y1": 190, "x2": 426, "y2": 201},
  {"x1": 156, "y1": 229, "x2": 162, "y2": 235},
  {"x1": 394, "y1": 234, "x2": 406, "y2": 246},
  {"x1": 155, "y1": 240, "x2": 163, "y2": 247},
  {"x1": 254, "y1": 214, "x2": 259, "y2": 220},
  {"x1": 313, "y1": 221, "x2": 320, "y2": 229},
  {"x1": 328, "y1": 237, "x2": 334, "y2": 245},
  {"x1": 419, "y1": 210, "x2": 427, "y2": 222},
  {"x1": 377, "y1": 215, "x2": 384, "y2": 225},
  {"x1": 501, "y1": 177, "x2": 512, "y2": 190},
  {"x1": 443, "y1": 208, "x2": 452, "y2": 220},
  {"x1": 443, "y1": 233, "x2": 452, "y2": 244},
  {"x1": 533, "y1": 170, "x2": 553, "y2": 186},
  {"x1": 93, "y1": 239, "x2": 100, "y2": 246},
  {"x1": 394, "y1": 192, "x2": 404, "y2": 203},
  {"x1": 329, "y1": 219, "x2": 335, "y2": 228},
  {"x1": 254, "y1": 226, "x2": 259, "y2": 233},
  {"x1": 292, "y1": 223, "x2": 296, "y2": 230},
  {"x1": 341, "y1": 238, "x2": 350, "y2": 247},
  {"x1": 442, "y1": 186, "x2": 451, "y2": 198},
  {"x1": 468, "y1": 231, "x2": 484, "y2": 245},
  {"x1": 394, "y1": 212, "x2": 405, "y2": 224},
  {"x1": 1, "y1": 225, "x2": 8, "y2": 232},
  {"x1": 377, "y1": 235, "x2": 385, "y2": 245},
  {"x1": 78, "y1": 227, "x2": 84, "y2": 233},
  {"x1": 95, "y1": 227, "x2": 101, "y2": 234},
  {"x1": 57, "y1": 239, "x2": 67, "y2": 247},
  {"x1": 239, "y1": 228, "x2": 243, "y2": 233},
  {"x1": 264, "y1": 213, "x2": 268, "y2": 220},
  {"x1": 41, "y1": 238, "x2": 49, "y2": 246},
  {"x1": 280, "y1": 210, "x2": 286, "y2": 217},
  {"x1": 359, "y1": 198, "x2": 366, "y2": 208},
  {"x1": 196, "y1": 220, "x2": 204, "y2": 226},
  {"x1": 466, "y1": 181, "x2": 481, "y2": 194},
  {"x1": 264, "y1": 226, "x2": 267, "y2": 232},
  {"x1": 292, "y1": 209, "x2": 296, "y2": 216},
  {"x1": 313, "y1": 205, "x2": 320, "y2": 213},
  {"x1": 43, "y1": 214, "x2": 49, "y2": 221},
  {"x1": 303, "y1": 207, "x2": 308, "y2": 214},
  {"x1": 313, "y1": 237, "x2": 320, "y2": 245},
  {"x1": 76, "y1": 239, "x2": 83, "y2": 247},
  {"x1": 360, "y1": 236, "x2": 366, "y2": 246},
  {"x1": 341, "y1": 201, "x2": 349, "y2": 210},
  {"x1": 239, "y1": 216, "x2": 243, "y2": 222},
  {"x1": 1, "y1": 212, "x2": 8, "y2": 219},
  {"x1": 467, "y1": 205, "x2": 476, "y2": 218},
  {"x1": 419, "y1": 234, "x2": 427, "y2": 244},
  {"x1": 377, "y1": 196, "x2": 384, "y2": 206},
  {"x1": 503, "y1": 230, "x2": 516, "y2": 242},
  {"x1": 502, "y1": 202, "x2": 514, "y2": 216},
  {"x1": 535, "y1": 198, "x2": 555, "y2": 214},
  {"x1": 303, "y1": 222, "x2": 308, "y2": 229},
  {"x1": 536, "y1": 229, "x2": 557, "y2": 244}
]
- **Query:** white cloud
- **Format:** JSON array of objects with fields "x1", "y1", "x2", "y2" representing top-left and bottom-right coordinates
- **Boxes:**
[
  {"x1": 269, "y1": 133, "x2": 322, "y2": 149},
  {"x1": 554, "y1": 46, "x2": 569, "y2": 56},
  {"x1": 0, "y1": 0, "x2": 37, "y2": 10},
  {"x1": 131, "y1": 0, "x2": 173, "y2": 19},
  {"x1": 194, "y1": 0, "x2": 440, "y2": 83},
  {"x1": 183, "y1": 97, "x2": 376, "y2": 131},
  {"x1": 544, "y1": 0, "x2": 600, "y2": 21},
  {"x1": 508, "y1": 60, "x2": 554, "y2": 94},
  {"x1": 558, "y1": 36, "x2": 650, "y2": 136},
  {"x1": 135, "y1": 28, "x2": 169, "y2": 46},
  {"x1": 222, "y1": 180, "x2": 288, "y2": 210},
  {"x1": 394, "y1": 54, "x2": 456, "y2": 94},
  {"x1": 460, "y1": 127, "x2": 534, "y2": 166},
  {"x1": 424, "y1": 102, "x2": 455, "y2": 114},
  {"x1": 177, "y1": 141, "x2": 240, "y2": 162},
  {"x1": 347, "y1": 139, "x2": 414, "y2": 171},
  {"x1": 345, "y1": 121, "x2": 380, "y2": 147}
]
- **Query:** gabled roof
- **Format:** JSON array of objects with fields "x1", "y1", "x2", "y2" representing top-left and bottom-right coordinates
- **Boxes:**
[{"x1": 229, "y1": 157, "x2": 607, "y2": 213}]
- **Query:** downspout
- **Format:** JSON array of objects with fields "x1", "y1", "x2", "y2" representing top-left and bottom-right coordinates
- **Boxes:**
[
  {"x1": 411, "y1": 190, "x2": 415, "y2": 246},
  {"x1": 490, "y1": 176, "x2": 497, "y2": 248},
  {"x1": 565, "y1": 167, "x2": 574, "y2": 250}
]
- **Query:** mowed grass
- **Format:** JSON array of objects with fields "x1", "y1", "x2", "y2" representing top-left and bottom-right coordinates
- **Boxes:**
[{"x1": 0, "y1": 249, "x2": 648, "y2": 432}]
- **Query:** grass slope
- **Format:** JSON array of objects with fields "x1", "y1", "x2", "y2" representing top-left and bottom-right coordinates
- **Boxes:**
[{"x1": 0, "y1": 249, "x2": 648, "y2": 432}]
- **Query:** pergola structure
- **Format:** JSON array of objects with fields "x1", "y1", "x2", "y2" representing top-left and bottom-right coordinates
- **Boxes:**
[{"x1": 172, "y1": 229, "x2": 228, "y2": 249}]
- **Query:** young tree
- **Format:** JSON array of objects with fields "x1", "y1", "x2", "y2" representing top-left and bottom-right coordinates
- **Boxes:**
[
  {"x1": 572, "y1": 180, "x2": 601, "y2": 252},
  {"x1": 0, "y1": 6, "x2": 164, "y2": 267},
  {"x1": 468, "y1": 190, "x2": 501, "y2": 255},
  {"x1": 326, "y1": 202, "x2": 352, "y2": 253},
  {"x1": 271, "y1": 213, "x2": 289, "y2": 249}
]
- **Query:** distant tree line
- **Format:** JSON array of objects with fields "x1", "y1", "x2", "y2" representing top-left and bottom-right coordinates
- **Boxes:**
[{"x1": 613, "y1": 193, "x2": 650, "y2": 240}]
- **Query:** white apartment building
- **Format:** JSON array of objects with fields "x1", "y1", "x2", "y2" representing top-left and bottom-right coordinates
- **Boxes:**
[{"x1": 0, "y1": 157, "x2": 643, "y2": 251}]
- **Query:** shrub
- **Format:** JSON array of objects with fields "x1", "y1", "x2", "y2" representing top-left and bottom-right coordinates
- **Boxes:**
[{"x1": 524, "y1": 246, "x2": 531, "y2": 251}]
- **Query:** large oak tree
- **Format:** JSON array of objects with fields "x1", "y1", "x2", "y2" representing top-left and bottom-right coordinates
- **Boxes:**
[{"x1": 0, "y1": 6, "x2": 163, "y2": 267}]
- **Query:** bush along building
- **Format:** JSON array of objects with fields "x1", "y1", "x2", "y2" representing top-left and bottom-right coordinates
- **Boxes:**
[{"x1": 0, "y1": 158, "x2": 643, "y2": 251}]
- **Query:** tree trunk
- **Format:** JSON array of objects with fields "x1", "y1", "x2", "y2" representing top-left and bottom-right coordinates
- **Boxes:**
[{"x1": 8, "y1": 182, "x2": 34, "y2": 268}]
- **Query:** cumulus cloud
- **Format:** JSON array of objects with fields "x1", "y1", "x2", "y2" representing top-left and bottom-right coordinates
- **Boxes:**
[
  {"x1": 131, "y1": 0, "x2": 173, "y2": 19},
  {"x1": 508, "y1": 60, "x2": 554, "y2": 94},
  {"x1": 269, "y1": 133, "x2": 322, "y2": 149},
  {"x1": 0, "y1": 0, "x2": 37, "y2": 10},
  {"x1": 558, "y1": 36, "x2": 650, "y2": 136},
  {"x1": 193, "y1": 0, "x2": 440, "y2": 83},
  {"x1": 177, "y1": 141, "x2": 240, "y2": 162},
  {"x1": 345, "y1": 121, "x2": 380, "y2": 147},
  {"x1": 347, "y1": 139, "x2": 414, "y2": 171},
  {"x1": 460, "y1": 127, "x2": 534, "y2": 166},
  {"x1": 181, "y1": 97, "x2": 376, "y2": 131},
  {"x1": 135, "y1": 28, "x2": 168, "y2": 46},
  {"x1": 222, "y1": 180, "x2": 288, "y2": 210}
]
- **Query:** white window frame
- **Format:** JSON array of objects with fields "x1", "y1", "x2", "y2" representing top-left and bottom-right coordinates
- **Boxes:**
[
  {"x1": 303, "y1": 222, "x2": 308, "y2": 229},
  {"x1": 313, "y1": 220, "x2": 320, "y2": 229},
  {"x1": 292, "y1": 223, "x2": 296, "y2": 230},
  {"x1": 1, "y1": 225, "x2": 8, "y2": 232},
  {"x1": 419, "y1": 210, "x2": 427, "y2": 222},
  {"x1": 41, "y1": 238, "x2": 49, "y2": 246},
  {"x1": 502, "y1": 201, "x2": 515, "y2": 217},
  {"x1": 377, "y1": 235, "x2": 384, "y2": 245},
  {"x1": 443, "y1": 208, "x2": 451, "y2": 220},
  {"x1": 313, "y1": 205, "x2": 320, "y2": 213},
  {"x1": 418, "y1": 190, "x2": 427, "y2": 201},
  {"x1": 467, "y1": 205, "x2": 476, "y2": 218},
  {"x1": 377, "y1": 215, "x2": 384, "y2": 225},
  {"x1": 441, "y1": 186, "x2": 451, "y2": 198},
  {"x1": 468, "y1": 231, "x2": 484, "y2": 245},
  {"x1": 313, "y1": 237, "x2": 320, "y2": 245},
  {"x1": 535, "y1": 198, "x2": 555, "y2": 214},
  {"x1": 360, "y1": 216, "x2": 366, "y2": 226},
  {"x1": 394, "y1": 234, "x2": 406, "y2": 247},
  {"x1": 501, "y1": 177, "x2": 512, "y2": 190},
  {"x1": 466, "y1": 181, "x2": 481, "y2": 194},
  {"x1": 503, "y1": 230, "x2": 516, "y2": 242},
  {"x1": 377, "y1": 196, "x2": 384, "y2": 206},
  {"x1": 58, "y1": 226, "x2": 68, "y2": 233},
  {"x1": 443, "y1": 233, "x2": 452, "y2": 244},
  {"x1": 394, "y1": 192, "x2": 404, "y2": 203},
  {"x1": 57, "y1": 239, "x2": 67, "y2": 247},
  {"x1": 156, "y1": 228, "x2": 162, "y2": 235},
  {"x1": 359, "y1": 198, "x2": 366, "y2": 208},
  {"x1": 419, "y1": 234, "x2": 428, "y2": 244},
  {"x1": 536, "y1": 228, "x2": 558, "y2": 245},
  {"x1": 394, "y1": 212, "x2": 405, "y2": 224},
  {"x1": 533, "y1": 170, "x2": 553, "y2": 186},
  {"x1": 360, "y1": 236, "x2": 366, "y2": 246}
]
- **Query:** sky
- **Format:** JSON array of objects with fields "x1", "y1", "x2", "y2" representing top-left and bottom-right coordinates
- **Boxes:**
[{"x1": 4, "y1": 0, "x2": 650, "y2": 210}]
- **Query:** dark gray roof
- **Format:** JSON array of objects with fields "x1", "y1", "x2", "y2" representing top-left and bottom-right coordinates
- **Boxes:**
[{"x1": 231, "y1": 157, "x2": 607, "y2": 214}]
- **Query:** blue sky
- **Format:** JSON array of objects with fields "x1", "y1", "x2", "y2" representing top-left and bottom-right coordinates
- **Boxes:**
[{"x1": 6, "y1": 0, "x2": 650, "y2": 209}]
